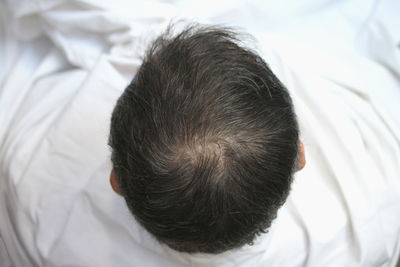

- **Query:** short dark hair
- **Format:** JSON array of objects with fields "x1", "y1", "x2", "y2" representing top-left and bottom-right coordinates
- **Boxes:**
[{"x1": 109, "y1": 25, "x2": 299, "y2": 254}]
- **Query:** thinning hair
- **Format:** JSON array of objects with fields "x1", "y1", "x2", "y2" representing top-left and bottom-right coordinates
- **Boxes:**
[{"x1": 109, "y1": 25, "x2": 299, "y2": 254}]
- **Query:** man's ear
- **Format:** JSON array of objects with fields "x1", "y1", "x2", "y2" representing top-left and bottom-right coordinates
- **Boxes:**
[
  {"x1": 296, "y1": 141, "x2": 306, "y2": 171},
  {"x1": 110, "y1": 169, "x2": 122, "y2": 195}
]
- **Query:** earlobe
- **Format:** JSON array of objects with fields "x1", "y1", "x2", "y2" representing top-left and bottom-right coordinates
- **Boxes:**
[
  {"x1": 296, "y1": 141, "x2": 306, "y2": 171},
  {"x1": 110, "y1": 169, "x2": 122, "y2": 195}
]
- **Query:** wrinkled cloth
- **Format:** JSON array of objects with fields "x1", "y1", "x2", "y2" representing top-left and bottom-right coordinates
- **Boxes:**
[{"x1": 1, "y1": 0, "x2": 400, "y2": 266}]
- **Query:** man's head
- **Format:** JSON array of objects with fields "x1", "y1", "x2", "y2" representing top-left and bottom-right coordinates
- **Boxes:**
[{"x1": 109, "y1": 25, "x2": 304, "y2": 254}]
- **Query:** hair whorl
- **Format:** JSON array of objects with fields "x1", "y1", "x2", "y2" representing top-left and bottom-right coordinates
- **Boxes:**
[{"x1": 109, "y1": 24, "x2": 299, "y2": 254}]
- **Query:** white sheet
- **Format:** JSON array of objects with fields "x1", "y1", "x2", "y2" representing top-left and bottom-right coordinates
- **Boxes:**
[{"x1": 1, "y1": 0, "x2": 400, "y2": 266}]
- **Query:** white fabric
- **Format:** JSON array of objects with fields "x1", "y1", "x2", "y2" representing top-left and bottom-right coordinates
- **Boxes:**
[{"x1": 1, "y1": 0, "x2": 400, "y2": 266}]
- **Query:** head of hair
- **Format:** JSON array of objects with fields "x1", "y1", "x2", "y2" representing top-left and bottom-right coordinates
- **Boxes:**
[{"x1": 109, "y1": 24, "x2": 299, "y2": 254}]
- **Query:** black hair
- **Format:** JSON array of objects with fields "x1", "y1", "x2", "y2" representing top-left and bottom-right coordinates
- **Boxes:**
[{"x1": 109, "y1": 24, "x2": 299, "y2": 254}]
